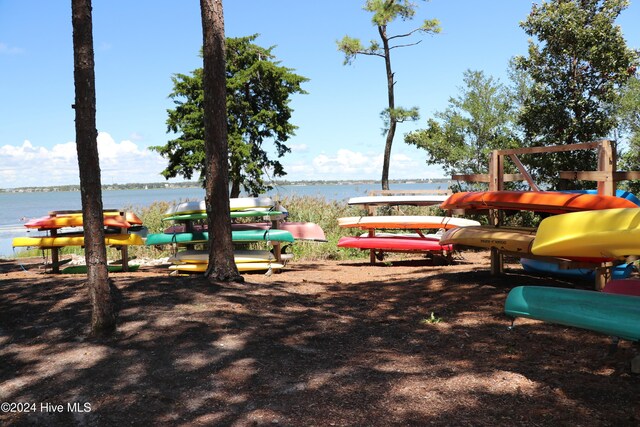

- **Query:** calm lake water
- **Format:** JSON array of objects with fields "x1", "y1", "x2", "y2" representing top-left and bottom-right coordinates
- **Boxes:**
[{"x1": 0, "y1": 182, "x2": 451, "y2": 257}]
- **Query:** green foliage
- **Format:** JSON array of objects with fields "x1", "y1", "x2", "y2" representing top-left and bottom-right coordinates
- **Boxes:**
[
  {"x1": 514, "y1": 0, "x2": 639, "y2": 189},
  {"x1": 420, "y1": 312, "x2": 442, "y2": 324},
  {"x1": 152, "y1": 34, "x2": 308, "y2": 196},
  {"x1": 278, "y1": 195, "x2": 367, "y2": 260},
  {"x1": 616, "y1": 76, "x2": 640, "y2": 193},
  {"x1": 405, "y1": 70, "x2": 520, "y2": 189},
  {"x1": 380, "y1": 107, "x2": 420, "y2": 134}
]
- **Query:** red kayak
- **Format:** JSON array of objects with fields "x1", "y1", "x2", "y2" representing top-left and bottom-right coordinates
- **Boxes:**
[
  {"x1": 338, "y1": 236, "x2": 452, "y2": 252},
  {"x1": 603, "y1": 279, "x2": 640, "y2": 297},
  {"x1": 441, "y1": 191, "x2": 638, "y2": 214}
]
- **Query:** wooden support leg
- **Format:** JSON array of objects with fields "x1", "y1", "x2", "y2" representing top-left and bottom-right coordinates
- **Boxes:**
[
  {"x1": 51, "y1": 247, "x2": 60, "y2": 274},
  {"x1": 121, "y1": 245, "x2": 129, "y2": 272},
  {"x1": 595, "y1": 264, "x2": 613, "y2": 291},
  {"x1": 369, "y1": 229, "x2": 376, "y2": 265},
  {"x1": 490, "y1": 248, "x2": 503, "y2": 275},
  {"x1": 273, "y1": 242, "x2": 282, "y2": 263}
]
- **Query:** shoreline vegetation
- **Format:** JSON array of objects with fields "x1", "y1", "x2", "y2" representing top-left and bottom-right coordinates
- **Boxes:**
[{"x1": 0, "y1": 178, "x2": 450, "y2": 193}]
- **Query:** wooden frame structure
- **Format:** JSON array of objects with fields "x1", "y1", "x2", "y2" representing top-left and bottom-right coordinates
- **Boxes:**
[
  {"x1": 452, "y1": 139, "x2": 638, "y2": 289},
  {"x1": 362, "y1": 189, "x2": 453, "y2": 265}
]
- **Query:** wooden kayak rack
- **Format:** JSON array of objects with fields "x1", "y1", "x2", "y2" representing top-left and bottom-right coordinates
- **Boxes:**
[
  {"x1": 40, "y1": 209, "x2": 133, "y2": 274},
  {"x1": 451, "y1": 139, "x2": 639, "y2": 289},
  {"x1": 361, "y1": 189, "x2": 453, "y2": 265}
]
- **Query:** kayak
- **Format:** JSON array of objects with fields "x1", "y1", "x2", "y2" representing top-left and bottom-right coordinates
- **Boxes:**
[
  {"x1": 441, "y1": 191, "x2": 637, "y2": 214},
  {"x1": 145, "y1": 229, "x2": 295, "y2": 246}
]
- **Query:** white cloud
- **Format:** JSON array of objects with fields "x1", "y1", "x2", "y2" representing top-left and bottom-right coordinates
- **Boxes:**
[
  {"x1": 0, "y1": 132, "x2": 172, "y2": 188},
  {"x1": 0, "y1": 42, "x2": 24, "y2": 55},
  {"x1": 284, "y1": 147, "x2": 444, "y2": 181}
]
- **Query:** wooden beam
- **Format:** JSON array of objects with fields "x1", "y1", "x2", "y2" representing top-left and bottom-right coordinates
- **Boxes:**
[
  {"x1": 559, "y1": 171, "x2": 640, "y2": 181},
  {"x1": 451, "y1": 173, "x2": 525, "y2": 182},
  {"x1": 508, "y1": 154, "x2": 540, "y2": 191},
  {"x1": 495, "y1": 141, "x2": 602, "y2": 156}
]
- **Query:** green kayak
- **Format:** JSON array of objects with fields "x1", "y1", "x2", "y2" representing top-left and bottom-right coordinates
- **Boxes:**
[
  {"x1": 145, "y1": 229, "x2": 295, "y2": 246},
  {"x1": 505, "y1": 286, "x2": 640, "y2": 342},
  {"x1": 62, "y1": 264, "x2": 141, "y2": 274}
]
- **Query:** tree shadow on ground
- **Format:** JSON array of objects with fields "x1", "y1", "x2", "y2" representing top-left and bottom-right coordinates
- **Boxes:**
[{"x1": 1, "y1": 257, "x2": 639, "y2": 426}]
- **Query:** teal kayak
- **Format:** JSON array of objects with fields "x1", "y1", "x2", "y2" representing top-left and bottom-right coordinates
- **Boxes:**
[
  {"x1": 145, "y1": 229, "x2": 295, "y2": 246},
  {"x1": 505, "y1": 286, "x2": 640, "y2": 341}
]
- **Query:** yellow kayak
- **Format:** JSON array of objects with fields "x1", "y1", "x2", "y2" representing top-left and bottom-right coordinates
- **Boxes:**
[
  {"x1": 12, "y1": 233, "x2": 144, "y2": 248},
  {"x1": 170, "y1": 249, "x2": 275, "y2": 264},
  {"x1": 169, "y1": 262, "x2": 284, "y2": 273},
  {"x1": 439, "y1": 226, "x2": 536, "y2": 254},
  {"x1": 531, "y1": 208, "x2": 640, "y2": 259}
]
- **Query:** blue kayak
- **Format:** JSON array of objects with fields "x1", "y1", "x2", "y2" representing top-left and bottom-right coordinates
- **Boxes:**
[{"x1": 520, "y1": 258, "x2": 633, "y2": 281}]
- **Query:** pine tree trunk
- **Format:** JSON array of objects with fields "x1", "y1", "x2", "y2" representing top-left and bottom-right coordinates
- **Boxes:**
[
  {"x1": 199, "y1": 0, "x2": 243, "y2": 283},
  {"x1": 380, "y1": 24, "x2": 394, "y2": 191},
  {"x1": 71, "y1": 0, "x2": 115, "y2": 336}
]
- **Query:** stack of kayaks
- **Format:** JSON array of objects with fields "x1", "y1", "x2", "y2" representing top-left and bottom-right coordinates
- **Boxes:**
[
  {"x1": 337, "y1": 207, "x2": 481, "y2": 256},
  {"x1": 167, "y1": 249, "x2": 284, "y2": 273},
  {"x1": 149, "y1": 197, "x2": 325, "y2": 274},
  {"x1": 437, "y1": 190, "x2": 640, "y2": 262},
  {"x1": 12, "y1": 209, "x2": 144, "y2": 249}
]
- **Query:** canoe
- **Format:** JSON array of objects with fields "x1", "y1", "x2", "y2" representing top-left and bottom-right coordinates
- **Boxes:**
[
  {"x1": 348, "y1": 195, "x2": 449, "y2": 206},
  {"x1": 145, "y1": 229, "x2": 295, "y2": 246},
  {"x1": 164, "y1": 197, "x2": 274, "y2": 216},
  {"x1": 338, "y1": 215, "x2": 480, "y2": 230},
  {"x1": 169, "y1": 262, "x2": 284, "y2": 273},
  {"x1": 439, "y1": 226, "x2": 537, "y2": 254},
  {"x1": 603, "y1": 279, "x2": 640, "y2": 297},
  {"x1": 531, "y1": 208, "x2": 640, "y2": 259},
  {"x1": 12, "y1": 233, "x2": 144, "y2": 248},
  {"x1": 561, "y1": 190, "x2": 640, "y2": 207},
  {"x1": 337, "y1": 236, "x2": 452, "y2": 252},
  {"x1": 520, "y1": 258, "x2": 633, "y2": 281},
  {"x1": 170, "y1": 249, "x2": 275, "y2": 264},
  {"x1": 504, "y1": 286, "x2": 640, "y2": 342},
  {"x1": 62, "y1": 264, "x2": 140, "y2": 274},
  {"x1": 441, "y1": 191, "x2": 638, "y2": 214},
  {"x1": 25, "y1": 214, "x2": 132, "y2": 229},
  {"x1": 232, "y1": 221, "x2": 327, "y2": 242}
]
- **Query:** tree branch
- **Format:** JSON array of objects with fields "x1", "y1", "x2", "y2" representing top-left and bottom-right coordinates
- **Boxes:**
[
  {"x1": 389, "y1": 40, "x2": 422, "y2": 50},
  {"x1": 387, "y1": 27, "x2": 425, "y2": 41}
]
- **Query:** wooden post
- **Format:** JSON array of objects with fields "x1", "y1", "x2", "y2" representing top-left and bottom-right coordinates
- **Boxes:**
[
  {"x1": 595, "y1": 263, "x2": 614, "y2": 291},
  {"x1": 51, "y1": 229, "x2": 60, "y2": 274},
  {"x1": 597, "y1": 140, "x2": 616, "y2": 196},
  {"x1": 369, "y1": 228, "x2": 376, "y2": 264},
  {"x1": 489, "y1": 150, "x2": 504, "y2": 275}
]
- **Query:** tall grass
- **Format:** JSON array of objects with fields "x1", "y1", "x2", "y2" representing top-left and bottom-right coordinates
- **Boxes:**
[{"x1": 278, "y1": 195, "x2": 367, "y2": 260}]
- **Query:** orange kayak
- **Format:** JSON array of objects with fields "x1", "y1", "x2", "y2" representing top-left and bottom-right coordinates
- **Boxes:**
[
  {"x1": 441, "y1": 191, "x2": 638, "y2": 214},
  {"x1": 25, "y1": 213, "x2": 134, "y2": 229}
]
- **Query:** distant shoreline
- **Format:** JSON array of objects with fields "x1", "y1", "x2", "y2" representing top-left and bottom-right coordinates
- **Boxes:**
[{"x1": 0, "y1": 178, "x2": 451, "y2": 193}]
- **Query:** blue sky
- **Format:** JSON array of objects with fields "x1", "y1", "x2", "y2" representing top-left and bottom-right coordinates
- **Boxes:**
[{"x1": 1, "y1": 1, "x2": 639, "y2": 188}]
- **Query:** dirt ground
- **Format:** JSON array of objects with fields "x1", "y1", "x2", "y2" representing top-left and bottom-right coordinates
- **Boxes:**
[{"x1": 1, "y1": 251, "x2": 639, "y2": 426}]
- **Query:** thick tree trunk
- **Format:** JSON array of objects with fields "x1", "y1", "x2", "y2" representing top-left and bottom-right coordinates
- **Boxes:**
[
  {"x1": 200, "y1": 0, "x2": 243, "y2": 283},
  {"x1": 71, "y1": 0, "x2": 115, "y2": 336}
]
